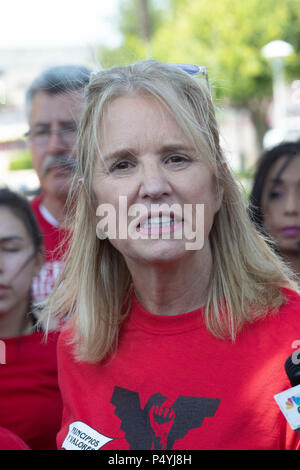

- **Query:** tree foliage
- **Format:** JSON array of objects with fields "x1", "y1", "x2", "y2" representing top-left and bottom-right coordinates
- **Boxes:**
[
  {"x1": 97, "y1": 0, "x2": 300, "y2": 144},
  {"x1": 151, "y1": 0, "x2": 300, "y2": 104},
  {"x1": 97, "y1": 0, "x2": 169, "y2": 68}
]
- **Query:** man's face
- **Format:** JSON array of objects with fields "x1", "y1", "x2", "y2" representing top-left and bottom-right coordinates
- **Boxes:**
[{"x1": 29, "y1": 90, "x2": 83, "y2": 202}]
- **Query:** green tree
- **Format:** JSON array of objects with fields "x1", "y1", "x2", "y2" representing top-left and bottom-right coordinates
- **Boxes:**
[
  {"x1": 150, "y1": 0, "x2": 300, "y2": 146},
  {"x1": 97, "y1": 0, "x2": 169, "y2": 68},
  {"x1": 96, "y1": 0, "x2": 300, "y2": 148}
]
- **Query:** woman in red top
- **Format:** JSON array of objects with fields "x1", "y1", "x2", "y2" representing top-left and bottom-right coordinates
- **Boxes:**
[
  {"x1": 0, "y1": 188, "x2": 62, "y2": 450},
  {"x1": 46, "y1": 61, "x2": 300, "y2": 450}
]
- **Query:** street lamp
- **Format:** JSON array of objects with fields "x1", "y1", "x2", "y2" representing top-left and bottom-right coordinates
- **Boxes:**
[{"x1": 261, "y1": 40, "x2": 294, "y2": 130}]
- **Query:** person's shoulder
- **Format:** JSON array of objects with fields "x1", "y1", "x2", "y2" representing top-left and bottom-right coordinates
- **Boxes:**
[
  {"x1": 18, "y1": 330, "x2": 61, "y2": 365},
  {"x1": 0, "y1": 427, "x2": 30, "y2": 450},
  {"x1": 275, "y1": 287, "x2": 300, "y2": 327},
  {"x1": 57, "y1": 321, "x2": 76, "y2": 359},
  {"x1": 280, "y1": 287, "x2": 300, "y2": 312}
]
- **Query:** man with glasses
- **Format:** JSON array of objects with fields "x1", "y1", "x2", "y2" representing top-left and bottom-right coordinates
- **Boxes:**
[{"x1": 25, "y1": 65, "x2": 91, "y2": 303}]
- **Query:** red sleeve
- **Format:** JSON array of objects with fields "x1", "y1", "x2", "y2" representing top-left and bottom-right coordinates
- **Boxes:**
[{"x1": 0, "y1": 427, "x2": 31, "y2": 450}]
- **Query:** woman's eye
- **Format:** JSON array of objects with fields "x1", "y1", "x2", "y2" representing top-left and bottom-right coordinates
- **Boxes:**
[
  {"x1": 268, "y1": 190, "x2": 283, "y2": 200},
  {"x1": 110, "y1": 160, "x2": 134, "y2": 172},
  {"x1": 2, "y1": 247, "x2": 20, "y2": 252},
  {"x1": 166, "y1": 154, "x2": 189, "y2": 165}
]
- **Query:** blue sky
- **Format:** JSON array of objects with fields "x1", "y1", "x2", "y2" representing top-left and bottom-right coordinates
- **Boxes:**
[{"x1": 0, "y1": 0, "x2": 122, "y2": 49}]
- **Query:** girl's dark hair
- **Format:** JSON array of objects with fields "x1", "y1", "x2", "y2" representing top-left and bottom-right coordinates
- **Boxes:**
[
  {"x1": 249, "y1": 141, "x2": 300, "y2": 231},
  {"x1": 0, "y1": 188, "x2": 42, "y2": 254}
]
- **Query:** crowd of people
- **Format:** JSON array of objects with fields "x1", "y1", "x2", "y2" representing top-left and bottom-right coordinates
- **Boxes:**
[{"x1": 0, "y1": 60, "x2": 299, "y2": 451}]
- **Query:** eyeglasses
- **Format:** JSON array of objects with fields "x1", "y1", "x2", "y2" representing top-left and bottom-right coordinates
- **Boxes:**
[
  {"x1": 24, "y1": 125, "x2": 77, "y2": 147},
  {"x1": 172, "y1": 63, "x2": 210, "y2": 91}
]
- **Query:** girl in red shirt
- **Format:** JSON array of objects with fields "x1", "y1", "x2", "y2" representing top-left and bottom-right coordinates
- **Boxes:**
[{"x1": 0, "y1": 188, "x2": 62, "y2": 450}]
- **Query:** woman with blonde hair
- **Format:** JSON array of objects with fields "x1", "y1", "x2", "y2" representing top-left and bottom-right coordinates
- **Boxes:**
[{"x1": 46, "y1": 60, "x2": 300, "y2": 450}]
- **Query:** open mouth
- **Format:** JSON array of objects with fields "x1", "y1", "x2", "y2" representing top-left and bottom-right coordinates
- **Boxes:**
[{"x1": 137, "y1": 213, "x2": 183, "y2": 236}]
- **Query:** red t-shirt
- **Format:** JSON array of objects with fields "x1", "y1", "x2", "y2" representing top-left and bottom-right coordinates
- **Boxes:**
[
  {"x1": 57, "y1": 288, "x2": 300, "y2": 450},
  {"x1": 0, "y1": 331, "x2": 63, "y2": 450},
  {"x1": 0, "y1": 427, "x2": 30, "y2": 450},
  {"x1": 31, "y1": 194, "x2": 70, "y2": 303}
]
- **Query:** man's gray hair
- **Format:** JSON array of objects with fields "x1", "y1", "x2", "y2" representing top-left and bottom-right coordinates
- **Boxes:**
[{"x1": 25, "y1": 64, "x2": 91, "y2": 119}]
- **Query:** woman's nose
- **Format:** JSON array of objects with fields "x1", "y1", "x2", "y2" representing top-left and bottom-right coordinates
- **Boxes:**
[
  {"x1": 284, "y1": 190, "x2": 299, "y2": 215},
  {"x1": 138, "y1": 161, "x2": 172, "y2": 200}
]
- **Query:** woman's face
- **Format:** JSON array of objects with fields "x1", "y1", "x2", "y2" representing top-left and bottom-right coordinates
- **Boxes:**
[
  {"x1": 92, "y1": 94, "x2": 223, "y2": 267},
  {"x1": 262, "y1": 155, "x2": 300, "y2": 255},
  {"x1": 0, "y1": 208, "x2": 41, "y2": 315}
]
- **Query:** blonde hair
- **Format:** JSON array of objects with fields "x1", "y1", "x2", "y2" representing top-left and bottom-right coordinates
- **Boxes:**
[{"x1": 43, "y1": 60, "x2": 299, "y2": 362}]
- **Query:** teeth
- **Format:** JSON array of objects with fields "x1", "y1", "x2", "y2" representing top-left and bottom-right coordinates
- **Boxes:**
[{"x1": 140, "y1": 217, "x2": 174, "y2": 228}]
